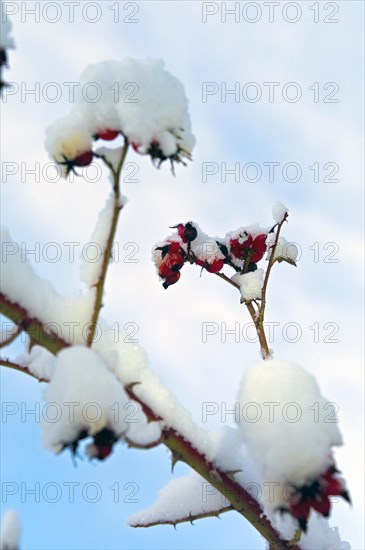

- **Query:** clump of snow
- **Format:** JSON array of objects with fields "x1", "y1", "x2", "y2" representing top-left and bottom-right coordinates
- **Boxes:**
[
  {"x1": 272, "y1": 201, "x2": 288, "y2": 223},
  {"x1": 45, "y1": 58, "x2": 195, "y2": 173},
  {"x1": 237, "y1": 359, "x2": 342, "y2": 506},
  {"x1": 41, "y1": 346, "x2": 130, "y2": 453},
  {"x1": 0, "y1": 510, "x2": 21, "y2": 550},
  {"x1": 299, "y1": 514, "x2": 351, "y2": 549},
  {"x1": 266, "y1": 509, "x2": 351, "y2": 550},
  {"x1": 44, "y1": 114, "x2": 92, "y2": 165},
  {"x1": 266, "y1": 234, "x2": 299, "y2": 264},
  {"x1": 127, "y1": 471, "x2": 231, "y2": 527},
  {"x1": 0, "y1": 225, "x2": 95, "y2": 344},
  {"x1": 16, "y1": 345, "x2": 55, "y2": 381},
  {"x1": 0, "y1": 2, "x2": 15, "y2": 50},
  {"x1": 232, "y1": 269, "x2": 264, "y2": 301},
  {"x1": 190, "y1": 233, "x2": 225, "y2": 265},
  {"x1": 80, "y1": 192, "x2": 114, "y2": 287}
]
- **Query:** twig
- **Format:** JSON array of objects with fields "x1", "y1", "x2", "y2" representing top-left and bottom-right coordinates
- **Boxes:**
[
  {"x1": 130, "y1": 505, "x2": 234, "y2": 528},
  {"x1": 0, "y1": 357, "x2": 48, "y2": 383},
  {"x1": 87, "y1": 141, "x2": 129, "y2": 346}
]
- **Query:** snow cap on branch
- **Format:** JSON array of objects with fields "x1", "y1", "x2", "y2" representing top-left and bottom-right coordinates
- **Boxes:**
[
  {"x1": 16, "y1": 345, "x2": 55, "y2": 381},
  {"x1": 266, "y1": 234, "x2": 299, "y2": 264},
  {"x1": 232, "y1": 268, "x2": 264, "y2": 302},
  {"x1": 237, "y1": 359, "x2": 342, "y2": 493},
  {"x1": 127, "y1": 471, "x2": 231, "y2": 527},
  {"x1": 272, "y1": 201, "x2": 288, "y2": 224},
  {"x1": 45, "y1": 58, "x2": 195, "y2": 176}
]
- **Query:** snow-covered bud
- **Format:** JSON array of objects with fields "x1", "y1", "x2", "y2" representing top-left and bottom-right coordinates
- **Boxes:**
[
  {"x1": 237, "y1": 359, "x2": 349, "y2": 530},
  {"x1": 272, "y1": 201, "x2": 289, "y2": 224},
  {"x1": 45, "y1": 116, "x2": 93, "y2": 177},
  {"x1": 42, "y1": 346, "x2": 130, "y2": 460},
  {"x1": 154, "y1": 241, "x2": 185, "y2": 288},
  {"x1": 228, "y1": 230, "x2": 267, "y2": 265},
  {"x1": 46, "y1": 58, "x2": 195, "y2": 174}
]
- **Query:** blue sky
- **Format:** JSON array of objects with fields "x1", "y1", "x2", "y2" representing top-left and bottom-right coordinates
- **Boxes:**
[{"x1": 1, "y1": 1, "x2": 364, "y2": 549}]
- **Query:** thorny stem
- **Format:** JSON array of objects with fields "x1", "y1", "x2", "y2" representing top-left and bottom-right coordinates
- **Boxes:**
[
  {"x1": 0, "y1": 294, "x2": 301, "y2": 550},
  {"x1": 131, "y1": 506, "x2": 234, "y2": 528},
  {"x1": 87, "y1": 141, "x2": 129, "y2": 346},
  {"x1": 0, "y1": 357, "x2": 48, "y2": 383}
]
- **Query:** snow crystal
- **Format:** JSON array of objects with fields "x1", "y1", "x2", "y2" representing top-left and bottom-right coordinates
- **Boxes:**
[
  {"x1": 237, "y1": 359, "x2": 343, "y2": 506},
  {"x1": 45, "y1": 58, "x2": 195, "y2": 172},
  {"x1": 16, "y1": 345, "x2": 55, "y2": 381},
  {"x1": 127, "y1": 471, "x2": 230, "y2": 527},
  {"x1": 272, "y1": 201, "x2": 288, "y2": 224},
  {"x1": 0, "y1": 510, "x2": 21, "y2": 550},
  {"x1": 41, "y1": 346, "x2": 130, "y2": 452},
  {"x1": 232, "y1": 269, "x2": 264, "y2": 301},
  {"x1": 0, "y1": 2, "x2": 15, "y2": 50}
]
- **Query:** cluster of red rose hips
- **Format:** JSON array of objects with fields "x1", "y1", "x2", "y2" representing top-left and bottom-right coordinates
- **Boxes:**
[
  {"x1": 154, "y1": 221, "x2": 269, "y2": 289},
  {"x1": 58, "y1": 128, "x2": 188, "y2": 176},
  {"x1": 282, "y1": 465, "x2": 350, "y2": 532}
]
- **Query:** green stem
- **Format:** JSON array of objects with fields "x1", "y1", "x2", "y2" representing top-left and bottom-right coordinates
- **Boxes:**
[{"x1": 87, "y1": 142, "x2": 129, "y2": 346}]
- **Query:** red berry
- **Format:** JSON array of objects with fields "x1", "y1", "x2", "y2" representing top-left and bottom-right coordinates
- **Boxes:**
[
  {"x1": 174, "y1": 223, "x2": 187, "y2": 243},
  {"x1": 195, "y1": 258, "x2": 224, "y2": 273},
  {"x1": 311, "y1": 494, "x2": 331, "y2": 517},
  {"x1": 230, "y1": 234, "x2": 253, "y2": 259},
  {"x1": 73, "y1": 150, "x2": 93, "y2": 167},
  {"x1": 183, "y1": 222, "x2": 198, "y2": 242},
  {"x1": 159, "y1": 251, "x2": 184, "y2": 279},
  {"x1": 159, "y1": 263, "x2": 174, "y2": 279},
  {"x1": 324, "y1": 477, "x2": 342, "y2": 496},
  {"x1": 290, "y1": 500, "x2": 310, "y2": 531},
  {"x1": 168, "y1": 241, "x2": 181, "y2": 253},
  {"x1": 95, "y1": 444, "x2": 113, "y2": 460},
  {"x1": 162, "y1": 271, "x2": 181, "y2": 289},
  {"x1": 96, "y1": 129, "x2": 120, "y2": 141},
  {"x1": 166, "y1": 252, "x2": 184, "y2": 271},
  {"x1": 250, "y1": 234, "x2": 267, "y2": 263},
  {"x1": 205, "y1": 259, "x2": 224, "y2": 273}
]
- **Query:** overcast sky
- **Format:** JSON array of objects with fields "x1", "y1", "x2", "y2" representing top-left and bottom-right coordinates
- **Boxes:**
[{"x1": 1, "y1": 1, "x2": 364, "y2": 549}]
